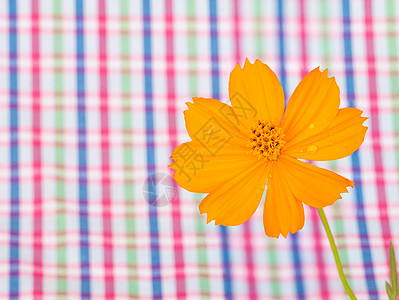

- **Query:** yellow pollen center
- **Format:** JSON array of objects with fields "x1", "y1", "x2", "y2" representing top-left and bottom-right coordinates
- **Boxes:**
[{"x1": 248, "y1": 121, "x2": 286, "y2": 161}]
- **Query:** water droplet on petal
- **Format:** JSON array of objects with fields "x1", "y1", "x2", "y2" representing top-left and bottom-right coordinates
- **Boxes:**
[
  {"x1": 328, "y1": 142, "x2": 333, "y2": 146},
  {"x1": 299, "y1": 149, "x2": 304, "y2": 153},
  {"x1": 309, "y1": 123, "x2": 315, "y2": 130},
  {"x1": 307, "y1": 145, "x2": 318, "y2": 152}
]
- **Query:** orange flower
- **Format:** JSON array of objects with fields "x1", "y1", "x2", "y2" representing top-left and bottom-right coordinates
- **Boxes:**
[{"x1": 169, "y1": 59, "x2": 367, "y2": 238}]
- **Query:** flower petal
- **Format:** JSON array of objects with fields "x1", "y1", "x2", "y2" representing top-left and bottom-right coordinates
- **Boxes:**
[
  {"x1": 278, "y1": 155, "x2": 354, "y2": 208},
  {"x1": 283, "y1": 108, "x2": 368, "y2": 160},
  {"x1": 263, "y1": 163, "x2": 305, "y2": 238},
  {"x1": 229, "y1": 59, "x2": 285, "y2": 128},
  {"x1": 199, "y1": 160, "x2": 269, "y2": 226},
  {"x1": 170, "y1": 141, "x2": 260, "y2": 193},
  {"x1": 184, "y1": 97, "x2": 248, "y2": 147},
  {"x1": 282, "y1": 67, "x2": 340, "y2": 146}
]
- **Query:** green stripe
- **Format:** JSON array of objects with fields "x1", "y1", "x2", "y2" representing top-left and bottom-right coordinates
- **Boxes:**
[
  {"x1": 386, "y1": 6, "x2": 399, "y2": 295},
  {"x1": 255, "y1": 0, "x2": 263, "y2": 59},
  {"x1": 54, "y1": 0, "x2": 67, "y2": 294},
  {"x1": 187, "y1": 1, "x2": 211, "y2": 297},
  {"x1": 255, "y1": 1, "x2": 280, "y2": 297},
  {"x1": 120, "y1": 0, "x2": 139, "y2": 296},
  {"x1": 387, "y1": 0, "x2": 399, "y2": 162},
  {"x1": 320, "y1": 0, "x2": 351, "y2": 285}
]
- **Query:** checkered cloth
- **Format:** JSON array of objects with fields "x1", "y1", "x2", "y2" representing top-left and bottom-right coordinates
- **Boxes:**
[{"x1": 0, "y1": 0, "x2": 398, "y2": 299}]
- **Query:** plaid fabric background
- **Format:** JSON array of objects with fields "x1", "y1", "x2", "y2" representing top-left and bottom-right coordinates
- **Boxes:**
[{"x1": 0, "y1": 0, "x2": 398, "y2": 299}]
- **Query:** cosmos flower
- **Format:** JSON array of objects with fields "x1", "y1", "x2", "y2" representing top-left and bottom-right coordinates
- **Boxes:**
[{"x1": 169, "y1": 59, "x2": 367, "y2": 238}]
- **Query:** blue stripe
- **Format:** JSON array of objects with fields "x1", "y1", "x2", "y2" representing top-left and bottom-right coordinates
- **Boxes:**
[
  {"x1": 342, "y1": 1, "x2": 378, "y2": 297},
  {"x1": 277, "y1": 1, "x2": 305, "y2": 298},
  {"x1": 277, "y1": 0, "x2": 287, "y2": 107},
  {"x1": 9, "y1": 0, "x2": 19, "y2": 298},
  {"x1": 143, "y1": 1, "x2": 162, "y2": 298},
  {"x1": 209, "y1": 1, "x2": 232, "y2": 298},
  {"x1": 76, "y1": 1, "x2": 91, "y2": 298}
]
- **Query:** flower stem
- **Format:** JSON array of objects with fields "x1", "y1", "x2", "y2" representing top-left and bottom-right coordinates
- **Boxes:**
[{"x1": 317, "y1": 207, "x2": 357, "y2": 300}]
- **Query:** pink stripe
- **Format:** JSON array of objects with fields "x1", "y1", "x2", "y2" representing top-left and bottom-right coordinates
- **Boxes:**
[
  {"x1": 0, "y1": 291, "x2": 364, "y2": 299},
  {"x1": 99, "y1": 0, "x2": 115, "y2": 297},
  {"x1": 0, "y1": 292, "x2": 239, "y2": 299},
  {"x1": 165, "y1": 0, "x2": 186, "y2": 297},
  {"x1": 310, "y1": 208, "x2": 330, "y2": 296},
  {"x1": 31, "y1": 1, "x2": 43, "y2": 298},
  {"x1": 364, "y1": 0, "x2": 392, "y2": 263},
  {"x1": 0, "y1": 292, "x2": 369, "y2": 299},
  {"x1": 233, "y1": 0, "x2": 241, "y2": 63},
  {"x1": 233, "y1": 0, "x2": 257, "y2": 297},
  {"x1": 299, "y1": 1, "x2": 329, "y2": 298}
]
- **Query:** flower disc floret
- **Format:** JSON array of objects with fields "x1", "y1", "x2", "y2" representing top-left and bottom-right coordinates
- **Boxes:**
[{"x1": 248, "y1": 121, "x2": 286, "y2": 161}]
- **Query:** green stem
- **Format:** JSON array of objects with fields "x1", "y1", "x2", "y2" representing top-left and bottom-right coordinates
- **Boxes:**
[{"x1": 318, "y1": 208, "x2": 357, "y2": 300}]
